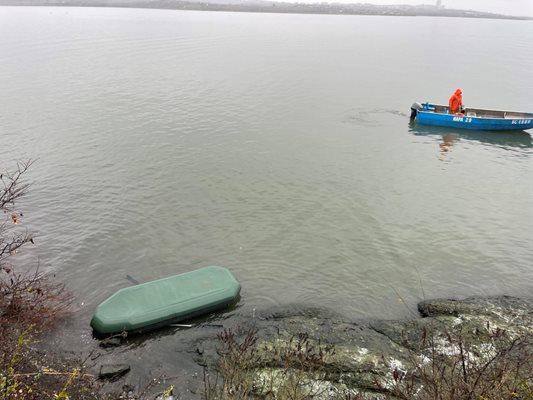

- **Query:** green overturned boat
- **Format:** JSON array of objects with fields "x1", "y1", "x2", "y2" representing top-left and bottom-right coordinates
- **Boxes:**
[{"x1": 90, "y1": 266, "x2": 241, "y2": 335}]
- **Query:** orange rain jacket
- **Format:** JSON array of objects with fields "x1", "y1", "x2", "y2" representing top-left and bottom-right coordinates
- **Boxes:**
[{"x1": 449, "y1": 89, "x2": 463, "y2": 114}]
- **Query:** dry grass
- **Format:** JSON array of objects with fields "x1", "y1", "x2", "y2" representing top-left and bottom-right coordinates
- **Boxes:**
[
  {"x1": 382, "y1": 325, "x2": 532, "y2": 400},
  {"x1": 203, "y1": 323, "x2": 532, "y2": 400},
  {"x1": 0, "y1": 161, "x2": 80, "y2": 400},
  {"x1": 203, "y1": 325, "x2": 365, "y2": 400}
]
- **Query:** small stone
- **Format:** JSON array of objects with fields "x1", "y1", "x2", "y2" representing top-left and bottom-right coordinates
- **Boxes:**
[
  {"x1": 99, "y1": 337, "x2": 122, "y2": 348},
  {"x1": 99, "y1": 364, "x2": 131, "y2": 380}
]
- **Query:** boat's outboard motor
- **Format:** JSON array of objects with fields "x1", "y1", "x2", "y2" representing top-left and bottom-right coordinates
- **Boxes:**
[{"x1": 410, "y1": 102, "x2": 423, "y2": 120}]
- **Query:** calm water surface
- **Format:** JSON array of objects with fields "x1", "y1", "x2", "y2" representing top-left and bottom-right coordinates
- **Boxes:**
[{"x1": 1, "y1": 5, "x2": 532, "y2": 388}]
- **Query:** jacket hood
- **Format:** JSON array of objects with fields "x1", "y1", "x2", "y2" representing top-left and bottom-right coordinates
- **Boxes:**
[{"x1": 455, "y1": 89, "x2": 462, "y2": 95}]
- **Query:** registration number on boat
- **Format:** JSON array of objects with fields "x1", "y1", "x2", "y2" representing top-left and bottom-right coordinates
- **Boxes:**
[
  {"x1": 512, "y1": 119, "x2": 532, "y2": 125},
  {"x1": 453, "y1": 117, "x2": 472, "y2": 122}
]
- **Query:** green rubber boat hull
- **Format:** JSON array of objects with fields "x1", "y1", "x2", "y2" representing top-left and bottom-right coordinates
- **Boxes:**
[{"x1": 90, "y1": 266, "x2": 240, "y2": 335}]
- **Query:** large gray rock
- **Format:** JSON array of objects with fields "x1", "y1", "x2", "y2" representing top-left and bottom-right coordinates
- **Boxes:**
[{"x1": 195, "y1": 296, "x2": 532, "y2": 398}]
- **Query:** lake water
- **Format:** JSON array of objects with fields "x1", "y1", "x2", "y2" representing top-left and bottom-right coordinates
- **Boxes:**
[{"x1": 1, "y1": 5, "x2": 532, "y2": 391}]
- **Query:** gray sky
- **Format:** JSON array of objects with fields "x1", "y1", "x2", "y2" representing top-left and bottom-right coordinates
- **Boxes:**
[{"x1": 276, "y1": 0, "x2": 533, "y2": 17}]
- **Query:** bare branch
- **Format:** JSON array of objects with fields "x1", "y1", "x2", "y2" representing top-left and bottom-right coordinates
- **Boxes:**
[{"x1": 0, "y1": 160, "x2": 34, "y2": 211}]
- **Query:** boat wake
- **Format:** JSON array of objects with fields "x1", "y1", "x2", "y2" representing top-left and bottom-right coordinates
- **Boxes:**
[{"x1": 342, "y1": 108, "x2": 409, "y2": 126}]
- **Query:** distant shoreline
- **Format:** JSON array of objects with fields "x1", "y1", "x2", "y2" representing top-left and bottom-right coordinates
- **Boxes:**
[{"x1": 1, "y1": 1, "x2": 532, "y2": 21}]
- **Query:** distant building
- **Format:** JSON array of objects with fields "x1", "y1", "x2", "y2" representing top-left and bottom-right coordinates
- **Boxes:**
[{"x1": 436, "y1": 0, "x2": 442, "y2": 8}]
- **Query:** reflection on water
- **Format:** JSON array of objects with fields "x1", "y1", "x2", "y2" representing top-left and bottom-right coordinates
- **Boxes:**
[
  {"x1": 408, "y1": 121, "x2": 533, "y2": 150},
  {"x1": 438, "y1": 133, "x2": 459, "y2": 160}
]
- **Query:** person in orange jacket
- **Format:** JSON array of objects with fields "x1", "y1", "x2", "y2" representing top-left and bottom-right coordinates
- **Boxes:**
[{"x1": 449, "y1": 88, "x2": 463, "y2": 114}]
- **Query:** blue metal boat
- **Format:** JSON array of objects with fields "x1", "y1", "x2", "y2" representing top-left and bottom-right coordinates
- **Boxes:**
[{"x1": 410, "y1": 102, "x2": 533, "y2": 131}]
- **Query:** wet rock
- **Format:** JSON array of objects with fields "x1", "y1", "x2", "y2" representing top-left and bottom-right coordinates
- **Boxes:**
[
  {"x1": 99, "y1": 363, "x2": 131, "y2": 380},
  {"x1": 117, "y1": 384, "x2": 136, "y2": 399},
  {"x1": 418, "y1": 296, "x2": 533, "y2": 320},
  {"x1": 256, "y1": 303, "x2": 343, "y2": 321},
  {"x1": 369, "y1": 318, "x2": 443, "y2": 350},
  {"x1": 417, "y1": 296, "x2": 533, "y2": 341},
  {"x1": 193, "y1": 296, "x2": 532, "y2": 398},
  {"x1": 99, "y1": 337, "x2": 122, "y2": 348}
]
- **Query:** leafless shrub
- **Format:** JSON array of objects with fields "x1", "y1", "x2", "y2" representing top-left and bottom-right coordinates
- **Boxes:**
[
  {"x1": 203, "y1": 325, "x2": 258, "y2": 399},
  {"x1": 1, "y1": 160, "x2": 33, "y2": 269},
  {"x1": 0, "y1": 161, "x2": 75, "y2": 399},
  {"x1": 1, "y1": 160, "x2": 71, "y2": 332},
  {"x1": 269, "y1": 333, "x2": 336, "y2": 372},
  {"x1": 0, "y1": 160, "x2": 32, "y2": 212},
  {"x1": 203, "y1": 319, "x2": 531, "y2": 400},
  {"x1": 0, "y1": 264, "x2": 71, "y2": 329},
  {"x1": 202, "y1": 326, "x2": 361, "y2": 400},
  {"x1": 381, "y1": 325, "x2": 532, "y2": 400}
]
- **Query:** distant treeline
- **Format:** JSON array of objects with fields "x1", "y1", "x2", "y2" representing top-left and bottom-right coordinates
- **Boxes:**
[{"x1": 0, "y1": 0, "x2": 531, "y2": 20}]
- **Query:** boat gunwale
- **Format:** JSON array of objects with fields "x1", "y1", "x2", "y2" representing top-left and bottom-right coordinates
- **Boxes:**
[{"x1": 418, "y1": 103, "x2": 533, "y2": 120}]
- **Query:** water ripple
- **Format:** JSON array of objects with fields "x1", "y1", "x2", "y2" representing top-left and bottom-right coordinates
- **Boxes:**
[{"x1": 1, "y1": 8, "x2": 532, "y2": 375}]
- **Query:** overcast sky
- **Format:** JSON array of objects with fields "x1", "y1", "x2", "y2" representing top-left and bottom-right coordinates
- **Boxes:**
[{"x1": 276, "y1": 0, "x2": 533, "y2": 17}]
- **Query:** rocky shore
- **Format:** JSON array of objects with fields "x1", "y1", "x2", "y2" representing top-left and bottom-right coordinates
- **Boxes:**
[
  {"x1": 180, "y1": 295, "x2": 532, "y2": 399},
  {"x1": 182, "y1": 297, "x2": 533, "y2": 398}
]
